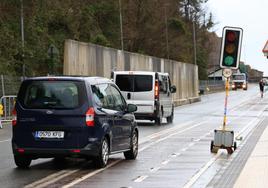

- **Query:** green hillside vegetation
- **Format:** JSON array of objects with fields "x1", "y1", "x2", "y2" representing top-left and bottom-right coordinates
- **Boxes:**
[{"x1": 0, "y1": 0, "x2": 214, "y2": 79}]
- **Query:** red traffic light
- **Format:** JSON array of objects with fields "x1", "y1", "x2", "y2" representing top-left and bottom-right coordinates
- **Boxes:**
[{"x1": 226, "y1": 31, "x2": 236, "y2": 42}]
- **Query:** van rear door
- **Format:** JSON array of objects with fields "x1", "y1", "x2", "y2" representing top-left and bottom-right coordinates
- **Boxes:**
[
  {"x1": 115, "y1": 73, "x2": 154, "y2": 114},
  {"x1": 14, "y1": 79, "x2": 90, "y2": 149}
]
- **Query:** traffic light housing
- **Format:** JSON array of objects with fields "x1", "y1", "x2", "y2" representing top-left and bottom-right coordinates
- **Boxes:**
[{"x1": 220, "y1": 27, "x2": 243, "y2": 69}]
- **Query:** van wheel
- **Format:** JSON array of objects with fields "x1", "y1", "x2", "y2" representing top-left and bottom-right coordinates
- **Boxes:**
[
  {"x1": 14, "y1": 155, "x2": 31, "y2": 169},
  {"x1": 155, "y1": 116, "x2": 162, "y2": 125},
  {"x1": 94, "y1": 137, "x2": 109, "y2": 168},
  {"x1": 155, "y1": 109, "x2": 162, "y2": 125},
  {"x1": 167, "y1": 108, "x2": 174, "y2": 124},
  {"x1": 124, "y1": 130, "x2": 138, "y2": 160}
]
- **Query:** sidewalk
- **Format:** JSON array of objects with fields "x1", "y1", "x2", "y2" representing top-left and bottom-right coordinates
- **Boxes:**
[{"x1": 234, "y1": 121, "x2": 268, "y2": 187}]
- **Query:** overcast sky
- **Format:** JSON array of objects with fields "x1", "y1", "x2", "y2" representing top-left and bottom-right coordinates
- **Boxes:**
[{"x1": 206, "y1": 0, "x2": 268, "y2": 76}]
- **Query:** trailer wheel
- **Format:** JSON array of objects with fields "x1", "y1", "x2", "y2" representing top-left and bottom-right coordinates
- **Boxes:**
[
  {"x1": 210, "y1": 141, "x2": 214, "y2": 152},
  {"x1": 234, "y1": 141, "x2": 237, "y2": 151}
]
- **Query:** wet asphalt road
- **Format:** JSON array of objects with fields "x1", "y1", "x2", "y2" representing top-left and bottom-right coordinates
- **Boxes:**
[{"x1": 0, "y1": 84, "x2": 266, "y2": 188}]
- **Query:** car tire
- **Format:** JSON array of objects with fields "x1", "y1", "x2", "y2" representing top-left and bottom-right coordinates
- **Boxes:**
[
  {"x1": 94, "y1": 137, "x2": 109, "y2": 168},
  {"x1": 53, "y1": 157, "x2": 66, "y2": 166},
  {"x1": 124, "y1": 130, "x2": 138, "y2": 160},
  {"x1": 155, "y1": 117, "x2": 162, "y2": 125},
  {"x1": 167, "y1": 107, "x2": 174, "y2": 124},
  {"x1": 14, "y1": 155, "x2": 31, "y2": 169}
]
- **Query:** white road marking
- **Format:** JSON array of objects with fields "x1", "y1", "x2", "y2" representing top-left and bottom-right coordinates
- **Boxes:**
[
  {"x1": 62, "y1": 160, "x2": 121, "y2": 188},
  {"x1": 0, "y1": 139, "x2": 10, "y2": 143},
  {"x1": 183, "y1": 107, "x2": 265, "y2": 188},
  {"x1": 150, "y1": 167, "x2": 160, "y2": 173},
  {"x1": 26, "y1": 98, "x2": 265, "y2": 188},
  {"x1": 61, "y1": 121, "x2": 207, "y2": 188},
  {"x1": 161, "y1": 160, "x2": 170, "y2": 165},
  {"x1": 139, "y1": 121, "x2": 207, "y2": 152},
  {"x1": 171, "y1": 153, "x2": 180, "y2": 157},
  {"x1": 183, "y1": 151, "x2": 223, "y2": 188},
  {"x1": 133, "y1": 175, "x2": 149, "y2": 183},
  {"x1": 148, "y1": 120, "x2": 195, "y2": 140},
  {"x1": 25, "y1": 170, "x2": 79, "y2": 188},
  {"x1": 188, "y1": 143, "x2": 195, "y2": 147}
]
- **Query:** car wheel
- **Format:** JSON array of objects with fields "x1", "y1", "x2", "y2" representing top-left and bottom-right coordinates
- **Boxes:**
[
  {"x1": 167, "y1": 108, "x2": 174, "y2": 124},
  {"x1": 95, "y1": 137, "x2": 109, "y2": 168},
  {"x1": 124, "y1": 130, "x2": 138, "y2": 160},
  {"x1": 53, "y1": 157, "x2": 66, "y2": 166},
  {"x1": 14, "y1": 155, "x2": 31, "y2": 169}
]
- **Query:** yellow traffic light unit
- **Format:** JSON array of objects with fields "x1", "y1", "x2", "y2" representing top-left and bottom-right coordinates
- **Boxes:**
[{"x1": 220, "y1": 27, "x2": 243, "y2": 70}]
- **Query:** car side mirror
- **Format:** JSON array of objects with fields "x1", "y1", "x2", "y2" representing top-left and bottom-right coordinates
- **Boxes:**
[
  {"x1": 127, "y1": 103, "x2": 137, "y2": 113},
  {"x1": 170, "y1": 85, "x2": 176, "y2": 93}
]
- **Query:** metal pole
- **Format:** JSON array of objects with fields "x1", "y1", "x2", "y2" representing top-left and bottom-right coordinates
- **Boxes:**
[
  {"x1": 164, "y1": 6, "x2": 169, "y2": 59},
  {"x1": 223, "y1": 77, "x2": 229, "y2": 130},
  {"x1": 20, "y1": 0, "x2": 25, "y2": 78},
  {"x1": 192, "y1": 15, "x2": 197, "y2": 65},
  {"x1": 1, "y1": 75, "x2": 5, "y2": 97},
  {"x1": 119, "y1": 0, "x2": 124, "y2": 51}
]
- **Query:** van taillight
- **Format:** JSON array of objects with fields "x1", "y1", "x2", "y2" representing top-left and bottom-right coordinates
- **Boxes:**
[
  {"x1": 86, "y1": 107, "x2": 95, "y2": 127},
  {"x1": 155, "y1": 80, "x2": 159, "y2": 99},
  {"x1": 12, "y1": 108, "x2": 17, "y2": 126}
]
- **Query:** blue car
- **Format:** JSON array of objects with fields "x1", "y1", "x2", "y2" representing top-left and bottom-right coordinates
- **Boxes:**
[{"x1": 12, "y1": 76, "x2": 138, "y2": 168}]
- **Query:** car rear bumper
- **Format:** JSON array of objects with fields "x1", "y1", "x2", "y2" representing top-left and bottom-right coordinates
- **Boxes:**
[
  {"x1": 134, "y1": 112, "x2": 157, "y2": 120},
  {"x1": 12, "y1": 141, "x2": 101, "y2": 158}
]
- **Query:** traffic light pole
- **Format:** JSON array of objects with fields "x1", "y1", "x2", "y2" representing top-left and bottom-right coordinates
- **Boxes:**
[
  {"x1": 223, "y1": 77, "x2": 229, "y2": 130},
  {"x1": 210, "y1": 70, "x2": 236, "y2": 155}
]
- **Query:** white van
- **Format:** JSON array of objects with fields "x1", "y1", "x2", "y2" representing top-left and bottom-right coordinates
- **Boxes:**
[
  {"x1": 231, "y1": 73, "x2": 248, "y2": 90},
  {"x1": 112, "y1": 71, "x2": 176, "y2": 124}
]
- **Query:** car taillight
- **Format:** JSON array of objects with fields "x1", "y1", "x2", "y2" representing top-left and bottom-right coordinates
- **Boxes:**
[
  {"x1": 17, "y1": 148, "x2": 25, "y2": 153},
  {"x1": 155, "y1": 80, "x2": 159, "y2": 99},
  {"x1": 86, "y1": 107, "x2": 95, "y2": 127},
  {"x1": 71, "y1": 149, "x2": 81, "y2": 153},
  {"x1": 12, "y1": 108, "x2": 17, "y2": 126}
]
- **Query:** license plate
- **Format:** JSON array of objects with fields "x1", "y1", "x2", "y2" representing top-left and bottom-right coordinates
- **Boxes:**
[{"x1": 36, "y1": 131, "x2": 64, "y2": 139}]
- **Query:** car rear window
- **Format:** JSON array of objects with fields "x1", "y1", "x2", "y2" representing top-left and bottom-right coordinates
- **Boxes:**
[
  {"x1": 116, "y1": 75, "x2": 152, "y2": 92},
  {"x1": 18, "y1": 80, "x2": 86, "y2": 109}
]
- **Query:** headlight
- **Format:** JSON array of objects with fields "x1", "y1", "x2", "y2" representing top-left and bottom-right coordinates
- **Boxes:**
[
  {"x1": 232, "y1": 84, "x2": 235, "y2": 88},
  {"x1": 242, "y1": 84, "x2": 246, "y2": 88}
]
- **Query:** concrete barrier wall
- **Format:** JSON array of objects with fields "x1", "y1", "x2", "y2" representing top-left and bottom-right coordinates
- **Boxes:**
[{"x1": 64, "y1": 39, "x2": 200, "y2": 106}]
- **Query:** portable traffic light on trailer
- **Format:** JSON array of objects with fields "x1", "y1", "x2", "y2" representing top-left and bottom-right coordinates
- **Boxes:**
[
  {"x1": 220, "y1": 27, "x2": 243, "y2": 69},
  {"x1": 210, "y1": 26, "x2": 243, "y2": 155}
]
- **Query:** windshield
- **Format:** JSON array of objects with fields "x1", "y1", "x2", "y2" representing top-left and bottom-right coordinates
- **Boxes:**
[
  {"x1": 232, "y1": 75, "x2": 245, "y2": 80},
  {"x1": 19, "y1": 80, "x2": 86, "y2": 109}
]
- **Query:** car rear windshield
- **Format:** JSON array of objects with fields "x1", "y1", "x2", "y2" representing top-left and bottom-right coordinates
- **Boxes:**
[
  {"x1": 18, "y1": 80, "x2": 86, "y2": 109},
  {"x1": 116, "y1": 75, "x2": 153, "y2": 92}
]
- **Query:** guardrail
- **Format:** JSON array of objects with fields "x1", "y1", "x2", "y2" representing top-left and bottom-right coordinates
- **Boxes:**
[{"x1": 0, "y1": 95, "x2": 17, "y2": 128}]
